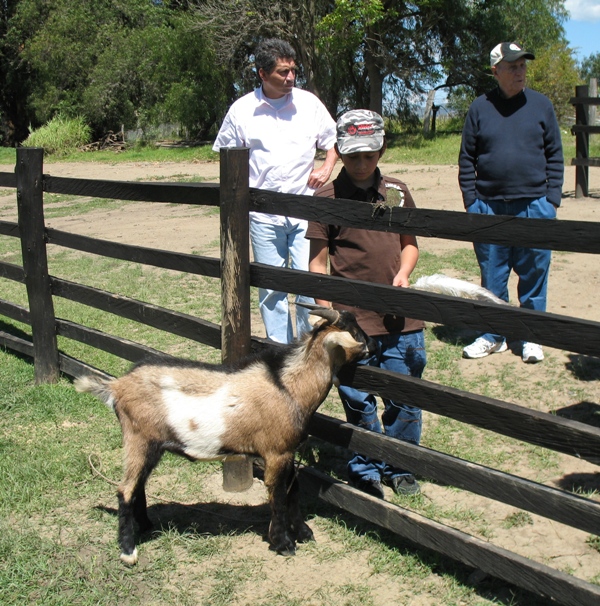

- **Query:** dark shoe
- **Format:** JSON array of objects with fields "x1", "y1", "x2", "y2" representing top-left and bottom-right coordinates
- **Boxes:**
[
  {"x1": 390, "y1": 475, "x2": 420, "y2": 496},
  {"x1": 349, "y1": 477, "x2": 384, "y2": 499}
]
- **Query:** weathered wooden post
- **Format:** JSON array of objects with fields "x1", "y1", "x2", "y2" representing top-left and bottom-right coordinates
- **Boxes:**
[
  {"x1": 574, "y1": 85, "x2": 589, "y2": 198},
  {"x1": 16, "y1": 147, "x2": 60, "y2": 383},
  {"x1": 589, "y1": 78, "x2": 597, "y2": 131},
  {"x1": 219, "y1": 147, "x2": 254, "y2": 492}
]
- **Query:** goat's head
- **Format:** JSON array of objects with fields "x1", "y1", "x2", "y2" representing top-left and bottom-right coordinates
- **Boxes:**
[{"x1": 299, "y1": 303, "x2": 375, "y2": 367}]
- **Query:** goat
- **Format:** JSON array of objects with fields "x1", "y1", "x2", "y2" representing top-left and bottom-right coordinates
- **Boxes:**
[{"x1": 75, "y1": 305, "x2": 374, "y2": 565}]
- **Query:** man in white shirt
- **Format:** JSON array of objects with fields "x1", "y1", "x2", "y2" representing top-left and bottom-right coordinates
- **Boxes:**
[{"x1": 213, "y1": 38, "x2": 338, "y2": 343}]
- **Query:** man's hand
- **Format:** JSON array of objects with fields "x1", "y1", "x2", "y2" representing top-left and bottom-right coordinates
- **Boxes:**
[
  {"x1": 307, "y1": 165, "x2": 333, "y2": 189},
  {"x1": 308, "y1": 147, "x2": 338, "y2": 190}
]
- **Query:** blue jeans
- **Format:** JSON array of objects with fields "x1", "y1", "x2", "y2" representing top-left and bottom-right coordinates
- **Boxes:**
[
  {"x1": 249, "y1": 218, "x2": 314, "y2": 344},
  {"x1": 338, "y1": 330, "x2": 426, "y2": 483},
  {"x1": 467, "y1": 197, "x2": 556, "y2": 344}
]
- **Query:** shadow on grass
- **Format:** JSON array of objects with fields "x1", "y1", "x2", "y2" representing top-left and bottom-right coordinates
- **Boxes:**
[
  {"x1": 96, "y1": 499, "x2": 272, "y2": 546},
  {"x1": 554, "y1": 472, "x2": 600, "y2": 496},
  {"x1": 431, "y1": 324, "x2": 477, "y2": 346},
  {"x1": 565, "y1": 354, "x2": 600, "y2": 381},
  {"x1": 554, "y1": 400, "x2": 600, "y2": 428},
  {"x1": 94, "y1": 478, "x2": 554, "y2": 605},
  {"x1": 0, "y1": 318, "x2": 32, "y2": 342}
]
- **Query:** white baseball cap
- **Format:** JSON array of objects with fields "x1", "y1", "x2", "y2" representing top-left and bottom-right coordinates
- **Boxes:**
[{"x1": 490, "y1": 42, "x2": 535, "y2": 67}]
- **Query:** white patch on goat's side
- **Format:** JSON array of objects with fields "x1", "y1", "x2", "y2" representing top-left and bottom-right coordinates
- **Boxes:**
[{"x1": 160, "y1": 376, "x2": 233, "y2": 459}]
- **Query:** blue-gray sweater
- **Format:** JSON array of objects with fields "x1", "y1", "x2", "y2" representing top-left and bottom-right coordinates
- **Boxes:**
[{"x1": 458, "y1": 87, "x2": 563, "y2": 208}]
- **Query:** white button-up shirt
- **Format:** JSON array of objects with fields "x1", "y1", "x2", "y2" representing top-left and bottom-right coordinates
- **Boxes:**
[{"x1": 213, "y1": 86, "x2": 336, "y2": 225}]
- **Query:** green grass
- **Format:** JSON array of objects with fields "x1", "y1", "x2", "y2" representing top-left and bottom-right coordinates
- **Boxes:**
[
  {"x1": 1, "y1": 125, "x2": 598, "y2": 167},
  {"x1": 22, "y1": 115, "x2": 92, "y2": 157},
  {"x1": 0, "y1": 144, "x2": 218, "y2": 166},
  {"x1": 0, "y1": 148, "x2": 16, "y2": 165}
]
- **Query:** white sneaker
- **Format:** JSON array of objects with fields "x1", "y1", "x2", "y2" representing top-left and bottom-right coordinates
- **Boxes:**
[
  {"x1": 463, "y1": 337, "x2": 507, "y2": 359},
  {"x1": 522, "y1": 342, "x2": 544, "y2": 363}
]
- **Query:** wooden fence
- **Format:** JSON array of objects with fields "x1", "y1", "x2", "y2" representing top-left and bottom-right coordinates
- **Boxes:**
[
  {"x1": 1, "y1": 147, "x2": 600, "y2": 604},
  {"x1": 571, "y1": 82, "x2": 600, "y2": 198}
]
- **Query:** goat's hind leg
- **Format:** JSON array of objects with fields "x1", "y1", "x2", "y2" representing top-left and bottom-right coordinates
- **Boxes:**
[
  {"x1": 118, "y1": 439, "x2": 162, "y2": 565},
  {"x1": 265, "y1": 454, "x2": 296, "y2": 555}
]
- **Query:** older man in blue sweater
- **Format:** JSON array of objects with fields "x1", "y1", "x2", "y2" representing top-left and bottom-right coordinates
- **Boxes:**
[{"x1": 459, "y1": 42, "x2": 564, "y2": 364}]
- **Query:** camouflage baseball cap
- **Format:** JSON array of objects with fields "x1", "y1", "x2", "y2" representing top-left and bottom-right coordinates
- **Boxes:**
[{"x1": 336, "y1": 110, "x2": 385, "y2": 155}]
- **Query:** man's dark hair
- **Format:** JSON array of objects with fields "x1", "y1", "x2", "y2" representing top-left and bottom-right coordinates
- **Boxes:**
[{"x1": 255, "y1": 38, "x2": 296, "y2": 75}]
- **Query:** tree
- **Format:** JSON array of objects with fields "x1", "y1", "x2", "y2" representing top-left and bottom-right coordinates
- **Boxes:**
[
  {"x1": 0, "y1": 0, "x2": 42, "y2": 145},
  {"x1": 526, "y1": 42, "x2": 580, "y2": 123},
  {"x1": 191, "y1": 1, "x2": 339, "y2": 115},
  {"x1": 2, "y1": 0, "x2": 231, "y2": 142},
  {"x1": 0, "y1": 0, "x2": 579, "y2": 145},
  {"x1": 443, "y1": 0, "x2": 569, "y2": 121},
  {"x1": 318, "y1": 0, "x2": 470, "y2": 115},
  {"x1": 580, "y1": 52, "x2": 600, "y2": 83},
  {"x1": 317, "y1": 0, "x2": 569, "y2": 119}
]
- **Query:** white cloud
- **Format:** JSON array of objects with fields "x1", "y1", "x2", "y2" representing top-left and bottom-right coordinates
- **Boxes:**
[{"x1": 565, "y1": 0, "x2": 600, "y2": 21}]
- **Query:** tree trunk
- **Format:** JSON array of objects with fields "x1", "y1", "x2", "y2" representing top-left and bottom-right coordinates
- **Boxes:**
[
  {"x1": 423, "y1": 89, "x2": 436, "y2": 135},
  {"x1": 364, "y1": 46, "x2": 383, "y2": 115}
]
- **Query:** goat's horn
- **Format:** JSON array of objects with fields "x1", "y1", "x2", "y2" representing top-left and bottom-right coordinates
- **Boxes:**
[{"x1": 297, "y1": 302, "x2": 340, "y2": 324}]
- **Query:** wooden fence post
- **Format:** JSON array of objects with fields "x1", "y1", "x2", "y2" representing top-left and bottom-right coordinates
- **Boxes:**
[
  {"x1": 589, "y1": 78, "x2": 597, "y2": 130},
  {"x1": 16, "y1": 147, "x2": 60, "y2": 383},
  {"x1": 575, "y1": 85, "x2": 589, "y2": 198},
  {"x1": 219, "y1": 147, "x2": 254, "y2": 492}
]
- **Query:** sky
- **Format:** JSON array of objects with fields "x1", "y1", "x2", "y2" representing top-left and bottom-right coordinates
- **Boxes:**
[{"x1": 564, "y1": 0, "x2": 600, "y2": 61}]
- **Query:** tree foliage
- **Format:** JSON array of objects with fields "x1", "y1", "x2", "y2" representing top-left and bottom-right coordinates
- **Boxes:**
[
  {"x1": 526, "y1": 42, "x2": 580, "y2": 123},
  {"x1": 580, "y1": 52, "x2": 600, "y2": 83},
  {"x1": 0, "y1": 0, "x2": 578, "y2": 145},
  {"x1": 444, "y1": 0, "x2": 577, "y2": 123},
  {"x1": 1, "y1": 0, "x2": 230, "y2": 143}
]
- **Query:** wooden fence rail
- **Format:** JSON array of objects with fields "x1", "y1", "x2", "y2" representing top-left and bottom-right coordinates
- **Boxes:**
[{"x1": 1, "y1": 147, "x2": 600, "y2": 604}]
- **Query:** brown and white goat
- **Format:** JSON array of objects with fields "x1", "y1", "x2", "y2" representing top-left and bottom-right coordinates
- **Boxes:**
[{"x1": 75, "y1": 306, "x2": 374, "y2": 565}]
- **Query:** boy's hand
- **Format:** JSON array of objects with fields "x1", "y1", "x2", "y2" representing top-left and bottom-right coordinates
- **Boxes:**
[{"x1": 393, "y1": 273, "x2": 410, "y2": 288}]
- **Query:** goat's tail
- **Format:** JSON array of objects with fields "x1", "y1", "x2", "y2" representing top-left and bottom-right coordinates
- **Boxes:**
[
  {"x1": 413, "y1": 274, "x2": 508, "y2": 305},
  {"x1": 74, "y1": 375, "x2": 116, "y2": 411}
]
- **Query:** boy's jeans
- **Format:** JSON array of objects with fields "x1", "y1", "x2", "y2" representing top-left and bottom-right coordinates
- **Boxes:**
[
  {"x1": 338, "y1": 330, "x2": 426, "y2": 483},
  {"x1": 250, "y1": 218, "x2": 314, "y2": 344},
  {"x1": 467, "y1": 197, "x2": 555, "y2": 345}
]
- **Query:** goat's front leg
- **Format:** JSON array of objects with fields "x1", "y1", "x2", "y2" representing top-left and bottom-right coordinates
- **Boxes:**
[
  {"x1": 264, "y1": 453, "x2": 296, "y2": 555},
  {"x1": 286, "y1": 471, "x2": 314, "y2": 544}
]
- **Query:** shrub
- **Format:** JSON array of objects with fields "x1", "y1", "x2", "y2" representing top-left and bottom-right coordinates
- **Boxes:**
[{"x1": 22, "y1": 114, "x2": 92, "y2": 156}]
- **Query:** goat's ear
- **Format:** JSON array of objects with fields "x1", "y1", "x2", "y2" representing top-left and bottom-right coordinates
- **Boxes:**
[{"x1": 322, "y1": 331, "x2": 361, "y2": 352}]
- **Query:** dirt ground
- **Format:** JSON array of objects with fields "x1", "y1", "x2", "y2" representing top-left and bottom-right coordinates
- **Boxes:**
[{"x1": 2, "y1": 159, "x2": 600, "y2": 602}]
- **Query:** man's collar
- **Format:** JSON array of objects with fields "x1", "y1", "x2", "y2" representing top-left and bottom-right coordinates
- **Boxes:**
[
  {"x1": 495, "y1": 85, "x2": 526, "y2": 100},
  {"x1": 257, "y1": 86, "x2": 293, "y2": 106}
]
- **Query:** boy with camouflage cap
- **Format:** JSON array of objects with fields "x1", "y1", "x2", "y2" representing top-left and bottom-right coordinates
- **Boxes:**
[{"x1": 306, "y1": 109, "x2": 426, "y2": 499}]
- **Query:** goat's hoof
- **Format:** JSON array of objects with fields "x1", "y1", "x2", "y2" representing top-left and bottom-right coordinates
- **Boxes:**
[
  {"x1": 120, "y1": 548, "x2": 138, "y2": 566},
  {"x1": 272, "y1": 544, "x2": 296, "y2": 556},
  {"x1": 293, "y1": 523, "x2": 314, "y2": 543},
  {"x1": 269, "y1": 537, "x2": 296, "y2": 556}
]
